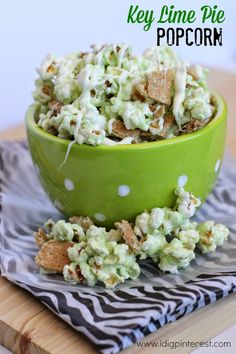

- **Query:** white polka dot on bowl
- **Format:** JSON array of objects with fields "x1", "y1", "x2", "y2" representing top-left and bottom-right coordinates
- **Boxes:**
[
  {"x1": 54, "y1": 199, "x2": 64, "y2": 210},
  {"x1": 178, "y1": 175, "x2": 188, "y2": 187},
  {"x1": 94, "y1": 213, "x2": 106, "y2": 222},
  {"x1": 64, "y1": 178, "x2": 74, "y2": 191},
  {"x1": 118, "y1": 185, "x2": 130, "y2": 197},
  {"x1": 215, "y1": 159, "x2": 221, "y2": 173}
]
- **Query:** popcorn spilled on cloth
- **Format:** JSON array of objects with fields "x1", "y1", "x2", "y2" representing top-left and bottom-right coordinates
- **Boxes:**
[
  {"x1": 33, "y1": 44, "x2": 216, "y2": 146},
  {"x1": 34, "y1": 187, "x2": 229, "y2": 288}
]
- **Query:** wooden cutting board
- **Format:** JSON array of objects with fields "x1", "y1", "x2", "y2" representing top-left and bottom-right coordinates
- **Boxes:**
[{"x1": 0, "y1": 69, "x2": 236, "y2": 354}]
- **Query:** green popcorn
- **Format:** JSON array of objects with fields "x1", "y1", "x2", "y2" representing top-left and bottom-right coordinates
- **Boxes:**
[
  {"x1": 197, "y1": 221, "x2": 229, "y2": 253},
  {"x1": 175, "y1": 186, "x2": 201, "y2": 218},
  {"x1": 135, "y1": 211, "x2": 150, "y2": 235},
  {"x1": 67, "y1": 242, "x2": 87, "y2": 262},
  {"x1": 176, "y1": 229, "x2": 199, "y2": 250},
  {"x1": 95, "y1": 266, "x2": 123, "y2": 287},
  {"x1": 36, "y1": 186, "x2": 230, "y2": 286},
  {"x1": 71, "y1": 224, "x2": 85, "y2": 241},
  {"x1": 57, "y1": 105, "x2": 82, "y2": 136},
  {"x1": 149, "y1": 208, "x2": 165, "y2": 229},
  {"x1": 86, "y1": 225, "x2": 107, "y2": 240},
  {"x1": 88, "y1": 236, "x2": 109, "y2": 257},
  {"x1": 119, "y1": 80, "x2": 133, "y2": 101},
  {"x1": 79, "y1": 262, "x2": 98, "y2": 286},
  {"x1": 77, "y1": 64, "x2": 106, "y2": 92},
  {"x1": 42, "y1": 219, "x2": 55, "y2": 240},
  {"x1": 93, "y1": 44, "x2": 131, "y2": 68},
  {"x1": 33, "y1": 79, "x2": 54, "y2": 104},
  {"x1": 140, "y1": 233, "x2": 167, "y2": 261},
  {"x1": 63, "y1": 262, "x2": 96, "y2": 285},
  {"x1": 63, "y1": 225, "x2": 140, "y2": 288},
  {"x1": 43, "y1": 219, "x2": 86, "y2": 242},
  {"x1": 37, "y1": 54, "x2": 60, "y2": 80},
  {"x1": 158, "y1": 238, "x2": 196, "y2": 274},
  {"x1": 134, "y1": 206, "x2": 193, "y2": 264},
  {"x1": 54, "y1": 52, "x2": 83, "y2": 104},
  {"x1": 135, "y1": 207, "x2": 185, "y2": 239},
  {"x1": 160, "y1": 209, "x2": 184, "y2": 235},
  {"x1": 52, "y1": 220, "x2": 75, "y2": 242},
  {"x1": 34, "y1": 44, "x2": 215, "y2": 146},
  {"x1": 143, "y1": 46, "x2": 182, "y2": 71},
  {"x1": 184, "y1": 87, "x2": 213, "y2": 121},
  {"x1": 113, "y1": 243, "x2": 129, "y2": 263},
  {"x1": 121, "y1": 101, "x2": 152, "y2": 131},
  {"x1": 158, "y1": 255, "x2": 180, "y2": 274}
]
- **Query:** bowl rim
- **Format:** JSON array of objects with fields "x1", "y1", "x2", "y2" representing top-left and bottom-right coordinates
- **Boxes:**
[{"x1": 25, "y1": 92, "x2": 226, "y2": 151}]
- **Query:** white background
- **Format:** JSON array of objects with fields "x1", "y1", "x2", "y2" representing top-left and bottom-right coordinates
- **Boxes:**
[{"x1": 0, "y1": 0, "x2": 235, "y2": 130}]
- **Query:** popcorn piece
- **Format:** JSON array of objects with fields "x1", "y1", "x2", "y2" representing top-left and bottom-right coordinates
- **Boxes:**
[
  {"x1": 140, "y1": 234, "x2": 167, "y2": 261},
  {"x1": 35, "y1": 240, "x2": 74, "y2": 273},
  {"x1": 37, "y1": 54, "x2": 60, "y2": 80},
  {"x1": 52, "y1": 220, "x2": 75, "y2": 242},
  {"x1": 158, "y1": 238, "x2": 196, "y2": 274},
  {"x1": 149, "y1": 208, "x2": 165, "y2": 230},
  {"x1": 197, "y1": 221, "x2": 229, "y2": 253},
  {"x1": 44, "y1": 219, "x2": 85, "y2": 242},
  {"x1": 177, "y1": 229, "x2": 199, "y2": 250},
  {"x1": 63, "y1": 263, "x2": 84, "y2": 284},
  {"x1": 121, "y1": 101, "x2": 153, "y2": 131},
  {"x1": 184, "y1": 87, "x2": 213, "y2": 122},
  {"x1": 135, "y1": 211, "x2": 150, "y2": 235},
  {"x1": 175, "y1": 186, "x2": 201, "y2": 218},
  {"x1": 33, "y1": 79, "x2": 54, "y2": 104}
]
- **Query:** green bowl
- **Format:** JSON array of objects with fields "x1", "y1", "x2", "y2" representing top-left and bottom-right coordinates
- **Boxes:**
[{"x1": 25, "y1": 93, "x2": 227, "y2": 228}]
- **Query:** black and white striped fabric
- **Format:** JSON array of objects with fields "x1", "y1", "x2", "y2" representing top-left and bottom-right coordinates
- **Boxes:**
[{"x1": 0, "y1": 140, "x2": 236, "y2": 354}]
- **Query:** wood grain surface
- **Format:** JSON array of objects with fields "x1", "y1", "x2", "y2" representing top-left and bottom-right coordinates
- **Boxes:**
[{"x1": 0, "y1": 69, "x2": 236, "y2": 354}]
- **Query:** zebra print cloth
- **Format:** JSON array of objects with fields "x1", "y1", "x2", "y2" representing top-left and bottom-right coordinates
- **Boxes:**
[{"x1": 0, "y1": 140, "x2": 236, "y2": 354}]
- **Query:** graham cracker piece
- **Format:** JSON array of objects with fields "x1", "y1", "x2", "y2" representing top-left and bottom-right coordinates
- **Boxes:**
[
  {"x1": 131, "y1": 82, "x2": 148, "y2": 101},
  {"x1": 139, "y1": 131, "x2": 159, "y2": 141},
  {"x1": 159, "y1": 115, "x2": 176, "y2": 138},
  {"x1": 146, "y1": 70, "x2": 174, "y2": 105},
  {"x1": 69, "y1": 216, "x2": 94, "y2": 232},
  {"x1": 181, "y1": 119, "x2": 206, "y2": 134},
  {"x1": 115, "y1": 220, "x2": 139, "y2": 252},
  {"x1": 35, "y1": 240, "x2": 74, "y2": 273},
  {"x1": 111, "y1": 120, "x2": 140, "y2": 141},
  {"x1": 153, "y1": 105, "x2": 165, "y2": 119}
]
